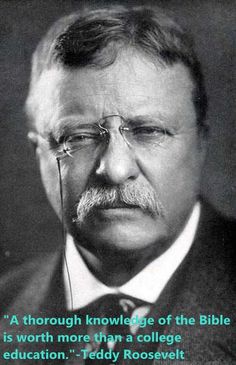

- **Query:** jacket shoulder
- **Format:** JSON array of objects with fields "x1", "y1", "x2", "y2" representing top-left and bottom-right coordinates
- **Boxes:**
[{"x1": 0, "y1": 252, "x2": 61, "y2": 314}]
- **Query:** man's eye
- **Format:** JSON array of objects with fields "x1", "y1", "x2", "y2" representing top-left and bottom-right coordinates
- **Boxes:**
[
  {"x1": 69, "y1": 133, "x2": 97, "y2": 141},
  {"x1": 132, "y1": 126, "x2": 166, "y2": 136},
  {"x1": 67, "y1": 132, "x2": 98, "y2": 143},
  {"x1": 64, "y1": 132, "x2": 102, "y2": 152}
]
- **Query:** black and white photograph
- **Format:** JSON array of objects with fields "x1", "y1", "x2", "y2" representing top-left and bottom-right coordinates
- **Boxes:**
[{"x1": 0, "y1": 1, "x2": 235, "y2": 364}]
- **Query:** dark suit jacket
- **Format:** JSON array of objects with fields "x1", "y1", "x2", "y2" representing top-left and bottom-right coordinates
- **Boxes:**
[{"x1": 0, "y1": 203, "x2": 235, "y2": 364}]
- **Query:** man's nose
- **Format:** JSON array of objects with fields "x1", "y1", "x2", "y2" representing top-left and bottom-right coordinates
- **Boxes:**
[{"x1": 95, "y1": 133, "x2": 140, "y2": 185}]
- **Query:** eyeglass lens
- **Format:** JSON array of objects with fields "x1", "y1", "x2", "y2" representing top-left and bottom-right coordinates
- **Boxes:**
[{"x1": 62, "y1": 115, "x2": 167, "y2": 158}]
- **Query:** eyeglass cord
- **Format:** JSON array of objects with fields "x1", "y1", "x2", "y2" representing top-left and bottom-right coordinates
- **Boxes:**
[{"x1": 57, "y1": 157, "x2": 74, "y2": 311}]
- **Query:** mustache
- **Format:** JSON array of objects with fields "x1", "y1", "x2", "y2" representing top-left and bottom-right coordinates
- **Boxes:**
[{"x1": 73, "y1": 184, "x2": 164, "y2": 225}]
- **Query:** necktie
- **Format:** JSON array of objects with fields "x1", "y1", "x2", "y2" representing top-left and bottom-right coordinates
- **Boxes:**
[{"x1": 83, "y1": 294, "x2": 149, "y2": 365}]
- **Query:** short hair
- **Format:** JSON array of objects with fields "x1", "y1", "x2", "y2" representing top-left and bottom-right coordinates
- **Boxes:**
[{"x1": 25, "y1": 5, "x2": 208, "y2": 130}]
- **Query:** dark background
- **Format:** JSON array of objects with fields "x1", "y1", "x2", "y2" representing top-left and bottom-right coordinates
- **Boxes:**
[{"x1": 0, "y1": 0, "x2": 235, "y2": 270}]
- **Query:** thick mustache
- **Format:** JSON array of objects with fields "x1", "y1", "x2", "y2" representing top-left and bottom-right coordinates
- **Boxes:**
[
  {"x1": 94, "y1": 201, "x2": 138, "y2": 209},
  {"x1": 73, "y1": 185, "x2": 164, "y2": 225}
]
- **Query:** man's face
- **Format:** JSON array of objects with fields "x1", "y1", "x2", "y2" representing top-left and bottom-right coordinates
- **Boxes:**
[{"x1": 33, "y1": 51, "x2": 206, "y2": 258}]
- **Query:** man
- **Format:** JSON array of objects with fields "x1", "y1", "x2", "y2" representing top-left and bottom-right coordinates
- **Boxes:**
[{"x1": 0, "y1": 4, "x2": 235, "y2": 364}]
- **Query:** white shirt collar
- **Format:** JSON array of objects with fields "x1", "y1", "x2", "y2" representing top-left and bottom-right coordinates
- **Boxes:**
[{"x1": 63, "y1": 203, "x2": 200, "y2": 310}]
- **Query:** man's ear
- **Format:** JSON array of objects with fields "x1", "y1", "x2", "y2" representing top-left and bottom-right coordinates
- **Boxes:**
[{"x1": 27, "y1": 131, "x2": 39, "y2": 155}]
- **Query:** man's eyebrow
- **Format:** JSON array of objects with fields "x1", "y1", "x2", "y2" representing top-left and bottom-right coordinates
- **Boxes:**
[
  {"x1": 50, "y1": 115, "x2": 87, "y2": 139},
  {"x1": 49, "y1": 112, "x2": 179, "y2": 139}
]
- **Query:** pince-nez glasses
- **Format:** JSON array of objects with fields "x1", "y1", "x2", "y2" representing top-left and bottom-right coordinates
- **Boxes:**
[{"x1": 56, "y1": 114, "x2": 171, "y2": 160}]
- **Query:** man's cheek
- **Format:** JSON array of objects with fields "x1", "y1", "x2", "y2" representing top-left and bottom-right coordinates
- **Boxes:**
[
  {"x1": 38, "y1": 157, "x2": 61, "y2": 214},
  {"x1": 64, "y1": 162, "x2": 95, "y2": 199}
]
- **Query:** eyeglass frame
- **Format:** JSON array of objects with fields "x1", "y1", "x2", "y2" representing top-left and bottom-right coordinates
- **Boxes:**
[
  {"x1": 56, "y1": 113, "x2": 174, "y2": 160},
  {"x1": 35, "y1": 113, "x2": 176, "y2": 162}
]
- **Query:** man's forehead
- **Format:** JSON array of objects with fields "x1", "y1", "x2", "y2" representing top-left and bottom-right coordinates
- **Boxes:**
[{"x1": 33, "y1": 52, "x2": 195, "y2": 132}]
